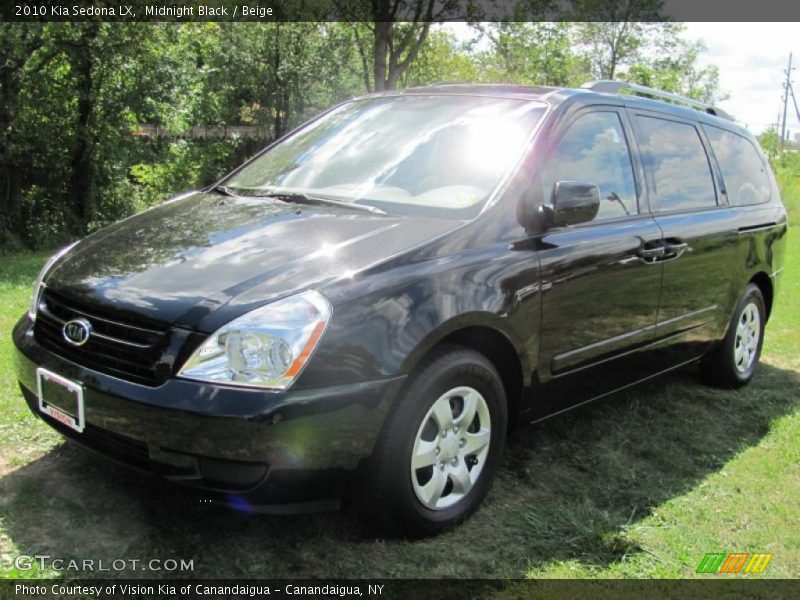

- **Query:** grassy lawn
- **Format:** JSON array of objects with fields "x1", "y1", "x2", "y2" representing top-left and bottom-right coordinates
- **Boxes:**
[{"x1": 0, "y1": 187, "x2": 797, "y2": 581}]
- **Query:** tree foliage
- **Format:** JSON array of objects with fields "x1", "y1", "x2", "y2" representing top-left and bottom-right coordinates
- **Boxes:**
[
  {"x1": 475, "y1": 22, "x2": 588, "y2": 86},
  {"x1": 0, "y1": 19, "x2": 723, "y2": 249}
]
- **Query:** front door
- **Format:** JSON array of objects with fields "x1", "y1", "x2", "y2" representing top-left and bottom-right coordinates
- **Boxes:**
[{"x1": 529, "y1": 108, "x2": 665, "y2": 419}]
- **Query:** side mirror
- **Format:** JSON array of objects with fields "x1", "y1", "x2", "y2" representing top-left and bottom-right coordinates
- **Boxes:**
[{"x1": 540, "y1": 181, "x2": 600, "y2": 227}]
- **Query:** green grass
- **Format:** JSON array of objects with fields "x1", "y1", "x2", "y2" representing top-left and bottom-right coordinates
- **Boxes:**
[
  {"x1": 0, "y1": 252, "x2": 59, "y2": 471},
  {"x1": 0, "y1": 183, "x2": 798, "y2": 581}
]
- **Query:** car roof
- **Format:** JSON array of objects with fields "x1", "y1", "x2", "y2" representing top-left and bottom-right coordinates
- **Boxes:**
[
  {"x1": 368, "y1": 83, "x2": 751, "y2": 138},
  {"x1": 397, "y1": 83, "x2": 563, "y2": 99}
]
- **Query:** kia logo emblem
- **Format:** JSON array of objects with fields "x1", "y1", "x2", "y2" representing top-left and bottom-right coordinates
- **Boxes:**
[{"x1": 62, "y1": 318, "x2": 92, "y2": 346}]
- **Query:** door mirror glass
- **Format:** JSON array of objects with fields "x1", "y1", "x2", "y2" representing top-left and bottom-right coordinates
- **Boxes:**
[{"x1": 543, "y1": 181, "x2": 600, "y2": 227}]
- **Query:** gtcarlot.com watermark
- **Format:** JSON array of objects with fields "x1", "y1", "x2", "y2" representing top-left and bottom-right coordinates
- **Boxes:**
[{"x1": 13, "y1": 554, "x2": 194, "y2": 572}]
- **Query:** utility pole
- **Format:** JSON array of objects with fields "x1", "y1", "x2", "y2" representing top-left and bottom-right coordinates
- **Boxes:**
[
  {"x1": 780, "y1": 52, "x2": 793, "y2": 151},
  {"x1": 789, "y1": 82, "x2": 800, "y2": 126}
]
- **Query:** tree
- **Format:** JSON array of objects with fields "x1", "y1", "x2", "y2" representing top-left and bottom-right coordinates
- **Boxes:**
[
  {"x1": 571, "y1": 0, "x2": 667, "y2": 80},
  {"x1": 474, "y1": 22, "x2": 588, "y2": 86},
  {"x1": 211, "y1": 23, "x2": 363, "y2": 137},
  {"x1": 0, "y1": 18, "x2": 728, "y2": 251},
  {"x1": 573, "y1": 17, "x2": 723, "y2": 103},
  {"x1": 402, "y1": 28, "x2": 482, "y2": 86},
  {"x1": 336, "y1": 0, "x2": 465, "y2": 92},
  {"x1": 0, "y1": 24, "x2": 48, "y2": 246},
  {"x1": 58, "y1": 23, "x2": 101, "y2": 227},
  {"x1": 624, "y1": 37, "x2": 723, "y2": 103},
  {"x1": 758, "y1": 128, "x2": 781, "y2": 163}
]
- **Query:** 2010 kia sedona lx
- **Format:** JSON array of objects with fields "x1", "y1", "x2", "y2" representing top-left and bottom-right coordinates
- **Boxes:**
[{"x1": 13, "y1": 81, "x2": 788, "y2": 535}]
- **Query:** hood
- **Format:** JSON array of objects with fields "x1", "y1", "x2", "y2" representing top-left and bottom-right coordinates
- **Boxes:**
[{"x1": 46, "y1": 192, "x2": 457, "y2": 331}]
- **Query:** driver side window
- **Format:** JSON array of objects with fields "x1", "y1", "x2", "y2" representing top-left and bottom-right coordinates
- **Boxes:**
[{"x1": 541, "y1": 111, "x2": 638, "y2": 221}]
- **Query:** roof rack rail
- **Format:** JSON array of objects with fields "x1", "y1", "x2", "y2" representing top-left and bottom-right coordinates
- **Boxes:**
[{"x1": 581, "y1": 80, "x2": 734, "y2": 121}]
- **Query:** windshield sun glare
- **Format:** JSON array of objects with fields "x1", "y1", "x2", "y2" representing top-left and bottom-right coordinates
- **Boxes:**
[{"x1": 226, "y1": 95, "x2": 546, "y2": 219}]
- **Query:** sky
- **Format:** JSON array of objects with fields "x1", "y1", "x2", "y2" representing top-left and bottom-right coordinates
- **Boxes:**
[
  {"x1": 446, "y1": 22, "x2": 799, "y2": 136},
  {"x1": 684, "y1": 23, "x2": 798, "y2": 136}
]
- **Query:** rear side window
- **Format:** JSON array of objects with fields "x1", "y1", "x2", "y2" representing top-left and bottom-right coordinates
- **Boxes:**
[
  {"x1": 635, "y1": 116, "x2": 717, "y2": 212},
  {"x1": 703, "y1": 125, "x2": 771, "y2": 206},
  {"x1": 540, "y1": 111, "x2": 638, "y2": 220}
]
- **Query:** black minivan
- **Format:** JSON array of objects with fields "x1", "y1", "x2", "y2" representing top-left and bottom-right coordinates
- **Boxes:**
[{"x1": 13, "y1": 81, "x2": 788, "y2": 535}]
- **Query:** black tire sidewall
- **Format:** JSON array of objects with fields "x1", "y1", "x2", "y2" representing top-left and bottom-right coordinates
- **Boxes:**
[{"x1": 374, "y1": 348, "x2": 507, "y2": 534}]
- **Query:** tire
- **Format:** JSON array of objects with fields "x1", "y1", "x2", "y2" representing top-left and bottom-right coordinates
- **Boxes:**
[
  {"x1": 359, "y1": 344, "x2": 507, "y2": 537},
  {"x1": 701, "y1": 283, "x2": 766, "y2": 388}
]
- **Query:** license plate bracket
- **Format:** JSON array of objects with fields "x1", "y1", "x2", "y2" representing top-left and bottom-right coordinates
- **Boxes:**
[{"x1": 36, "y1": 367, "x2": 85, "y2": 433}]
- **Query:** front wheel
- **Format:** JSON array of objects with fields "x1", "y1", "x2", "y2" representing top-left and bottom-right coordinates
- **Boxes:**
[
  {"x1": 701, "y1": 283, "x2": 766, "y2": 388},
  {"x1": 359, "y1": 345, "x2": 507, "y2": 537}
]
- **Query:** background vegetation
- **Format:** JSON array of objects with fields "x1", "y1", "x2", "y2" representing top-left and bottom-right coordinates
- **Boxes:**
[{"x1": 1, "y1": 17, "x2": 722, "y2": 250}]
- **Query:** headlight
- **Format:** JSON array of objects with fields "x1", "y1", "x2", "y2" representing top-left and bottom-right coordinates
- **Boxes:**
[
  {"x1": 177, "y1": 290, "x2": 332, "y2": 390},
  {"x1": 28, "y1": 241, "x2": 79, "y2": 321}
]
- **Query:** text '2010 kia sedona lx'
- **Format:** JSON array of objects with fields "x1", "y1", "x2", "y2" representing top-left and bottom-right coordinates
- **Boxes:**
[{"x1": 13, "y1": 81, "x2": 788, "y2": 535}]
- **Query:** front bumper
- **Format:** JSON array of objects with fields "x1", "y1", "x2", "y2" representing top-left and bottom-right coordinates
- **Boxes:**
[{"x1": 13, "y1": 316, "x2": 404, "y2": 510}]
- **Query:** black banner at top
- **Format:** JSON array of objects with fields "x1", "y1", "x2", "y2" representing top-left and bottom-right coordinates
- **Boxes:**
[{"x1": 1, "y1": 0, "x2": 799, "y2": 23}]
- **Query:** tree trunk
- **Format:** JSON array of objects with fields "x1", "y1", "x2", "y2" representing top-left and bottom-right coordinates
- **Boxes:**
[
  {"x1": 373, "y1": 22, "x2": 391, "y2": 91},
  {"x1": 607, "y1": 38, "x2": 619, "y2": 80},
  {"x1": 352, "y1": 24, "x2": 373, "y2": 93},
  {"x1": 67, "y1": 26, "x2": 99, "y2": 231},
  {"x1": 0, "y1": 60, "x2": 24, "y2": 242},
  {"x1": 1, "y1": 163, "x2": 25, "y2": 245},
  {"x1": 273, "y1": 27, "x2": 284, "y2": 137}
]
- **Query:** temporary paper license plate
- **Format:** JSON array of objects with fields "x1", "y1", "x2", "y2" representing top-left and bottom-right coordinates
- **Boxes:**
[{"x1": 36, "y1": 367, "x2": 85, "y2": 433}]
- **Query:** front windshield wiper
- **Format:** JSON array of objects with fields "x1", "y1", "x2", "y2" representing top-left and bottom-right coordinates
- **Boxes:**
[
  {"x1": 248, "y1": 190, "x2": 388, "y2": 215},
  {"x1": 211, "y1": 185, "x2": 240, "y2": 197}
]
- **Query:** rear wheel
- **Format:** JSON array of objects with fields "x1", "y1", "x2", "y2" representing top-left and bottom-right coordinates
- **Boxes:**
[
  {"x1": 360, "y1": 345, "x2": 507, "y2": 537},
  {"x1": 701, "y1": 284, "x2": 765, "y2": 388}
]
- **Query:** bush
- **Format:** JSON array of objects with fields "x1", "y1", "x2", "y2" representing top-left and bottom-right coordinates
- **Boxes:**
[
  {"x1": 129, "y1": 137, "x2": 256, "y2": 208},
  {"x1": 20, "y1": 185, "x2": 76, "y2": 250}
]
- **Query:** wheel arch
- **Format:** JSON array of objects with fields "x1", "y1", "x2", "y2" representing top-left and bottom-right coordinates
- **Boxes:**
[
  {"x1": 399, "y1": 317, "x2": 529, "y2": 428},
  {"x1": 749, "y1": 271, "x2": 774, "y2": 321}
]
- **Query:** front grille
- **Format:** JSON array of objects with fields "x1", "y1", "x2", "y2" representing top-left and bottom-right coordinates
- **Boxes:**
[{"x1": 34, "y1": 289, "x2": 171, "y2": 386}]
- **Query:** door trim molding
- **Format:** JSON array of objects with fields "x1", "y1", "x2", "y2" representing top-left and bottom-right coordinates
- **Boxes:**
[{"x1": 550, "y1": 305, "x2": 717, "y2": 377}]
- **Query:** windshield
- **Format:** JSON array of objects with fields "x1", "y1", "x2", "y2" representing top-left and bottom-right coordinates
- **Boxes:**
[{"x1": 224, "y1": 95, "x2": 547, "y2": 219}]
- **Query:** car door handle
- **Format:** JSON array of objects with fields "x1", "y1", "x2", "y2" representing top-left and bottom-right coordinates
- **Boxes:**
[
  {"x1": 638, "y1": 240, "x2": 689, "y2": 263},
  {"x1": 662, "y1": 240, "x2": 689, "y2": 260},
  {"x1": 637, "y1": 246, "x2": 666, "y2": 263}
]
